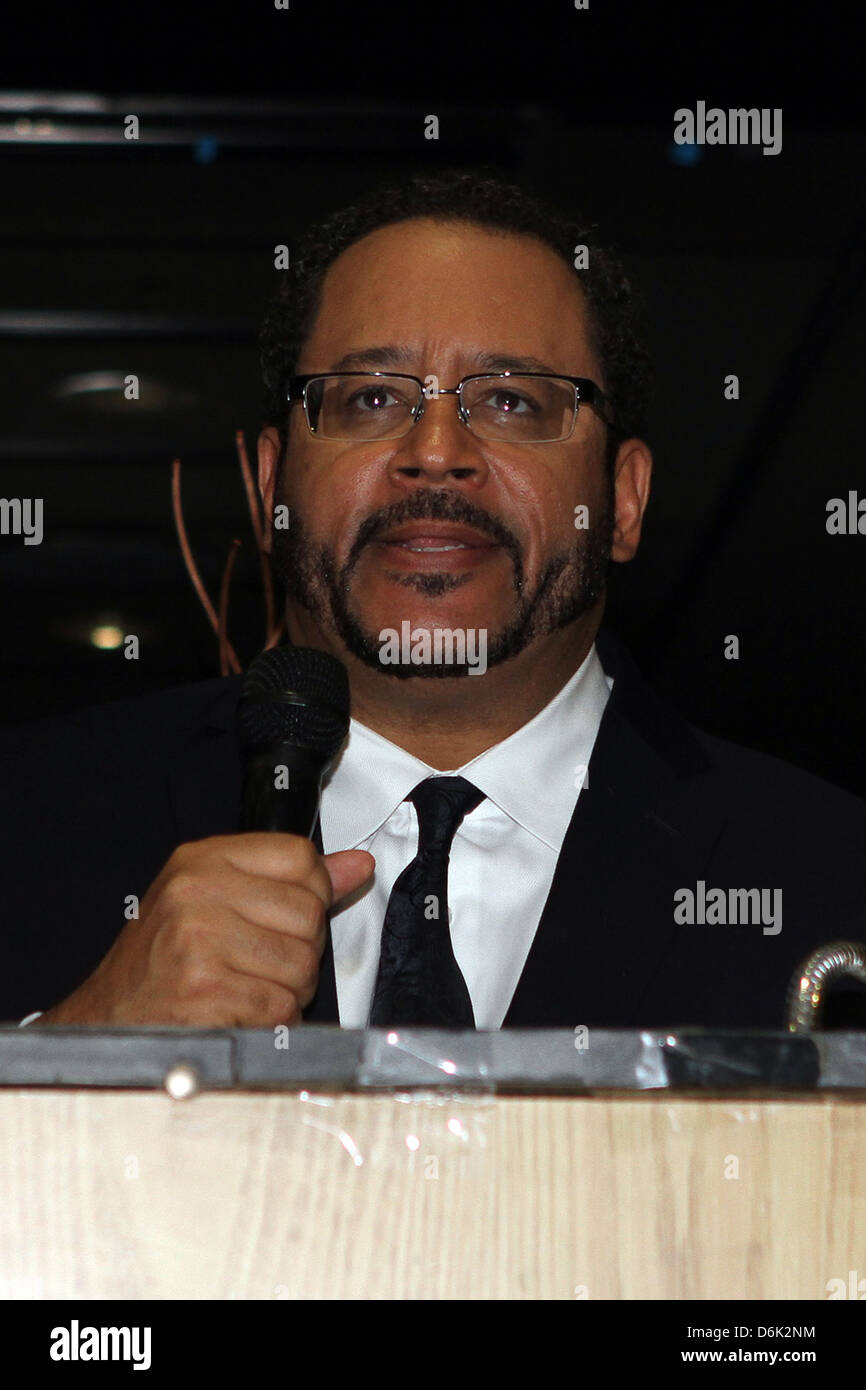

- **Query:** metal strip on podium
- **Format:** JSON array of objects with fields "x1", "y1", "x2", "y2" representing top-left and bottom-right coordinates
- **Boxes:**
[{"x1": 1, "y1": 1025, "x2": 863, "y2": 1091}]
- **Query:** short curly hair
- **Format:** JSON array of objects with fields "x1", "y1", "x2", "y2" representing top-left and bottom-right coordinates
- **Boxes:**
[{"x1": 258, "y1": 167, "x2": 652, "y2": 466}]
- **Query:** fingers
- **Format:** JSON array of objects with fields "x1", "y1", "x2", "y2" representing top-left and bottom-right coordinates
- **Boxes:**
[
  {"x1": 323, "y1": 849, "x2": 376, "y2": 903},
  {"x1": 51, "y1": 833, "x2": 377, "y2": 1028}
]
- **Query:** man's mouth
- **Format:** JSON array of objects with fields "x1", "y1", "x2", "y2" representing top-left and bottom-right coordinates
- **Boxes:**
[
  {"x1": 394, "y1": 540, "x2": 474, "y2": 551},
  {"x1": 376, "y1": 523, "x2": 498, "y2": 550},
  {"x1": 370, "y1": 522, "x2": 501, "y2": 572}
]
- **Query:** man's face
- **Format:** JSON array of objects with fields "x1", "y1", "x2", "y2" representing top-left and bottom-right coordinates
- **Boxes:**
[{"x1": 260, "y1": 218, "x2": 637, "y2": 679}]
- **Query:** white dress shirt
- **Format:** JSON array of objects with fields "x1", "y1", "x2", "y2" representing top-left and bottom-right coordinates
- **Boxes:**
[
  {"x1": 19, "y1": 643, "x2": 612, "y2": 1030},
  {"x1": 320, "y1": 643, "x2": 613, "y2": 1028}
]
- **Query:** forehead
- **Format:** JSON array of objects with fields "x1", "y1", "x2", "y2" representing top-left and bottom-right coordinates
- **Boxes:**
[{"x1": 299, "y1": 217, "x2": 599, "y2": 375}]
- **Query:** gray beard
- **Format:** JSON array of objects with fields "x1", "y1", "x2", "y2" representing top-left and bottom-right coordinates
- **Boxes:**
[{"x1": 271, "y1": 486, "x2": 613, "y2": 678}]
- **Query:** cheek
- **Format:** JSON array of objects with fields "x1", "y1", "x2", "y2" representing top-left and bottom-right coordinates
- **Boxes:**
[
  {"x1": 531, "y1": 464, "x2": 607, "y2": 538},
  {"x1": 282, "y1": 450, "x2": 387, "y2": 551},
  {"x1": 496, "y1": 464, "x2": 584, "y2": 560}
]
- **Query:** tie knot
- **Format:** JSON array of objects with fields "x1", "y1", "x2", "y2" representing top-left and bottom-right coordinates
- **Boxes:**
[{"x1": 407, "y1": 776, "x2": 485, "y2": 850}]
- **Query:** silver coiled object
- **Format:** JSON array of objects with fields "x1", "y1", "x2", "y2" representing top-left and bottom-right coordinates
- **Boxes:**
[{"x1": 785, "y1": 941, "x2": 866, "y2": 1033}]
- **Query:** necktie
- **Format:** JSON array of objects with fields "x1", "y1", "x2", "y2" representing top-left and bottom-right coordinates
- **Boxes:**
[{"x1": 369, "y1": 776, "x2": 486, "y2": 1028}]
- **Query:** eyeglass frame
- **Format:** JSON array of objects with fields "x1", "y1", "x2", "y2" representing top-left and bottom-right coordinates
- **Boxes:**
[{"x1": 285, "y1": 370, "x2": 621, "y2": 443}]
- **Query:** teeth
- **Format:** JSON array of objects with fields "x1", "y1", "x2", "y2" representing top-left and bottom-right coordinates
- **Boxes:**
[{"x1": 398, "y1": 542, "x2": 466, "y2": 551}]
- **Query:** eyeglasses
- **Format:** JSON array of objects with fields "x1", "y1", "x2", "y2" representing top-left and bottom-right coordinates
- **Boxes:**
[{"x1": 286, "y1": 371, "x2": 618, "y2": 444}]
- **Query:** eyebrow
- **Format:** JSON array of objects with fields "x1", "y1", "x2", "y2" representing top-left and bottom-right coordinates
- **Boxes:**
[{"x1": 327, "y1": 346, "x2": 567, "y2": 376}]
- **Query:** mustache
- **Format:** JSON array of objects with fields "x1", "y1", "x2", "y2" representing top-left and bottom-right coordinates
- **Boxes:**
[{"x1": 345, "y1": 489, "x2": 522, "y2": 574}]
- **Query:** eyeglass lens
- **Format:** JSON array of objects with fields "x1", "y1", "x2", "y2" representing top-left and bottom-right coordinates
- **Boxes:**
[{"x1": 305, "y1": 374, "x2": 577, "y2": 443}]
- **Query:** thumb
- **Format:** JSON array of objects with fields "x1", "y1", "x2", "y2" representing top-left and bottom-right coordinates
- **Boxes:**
[{"x1": 323, "y1": 849, "x2": 375, "y2": 904}]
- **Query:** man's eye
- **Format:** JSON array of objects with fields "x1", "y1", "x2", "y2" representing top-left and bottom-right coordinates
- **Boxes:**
[
  {"x1": 484, "y1": 389, "x2": 536, "y2": 414},
  {"x1": 350, "y1": 387, "x2": 399, "y2": 411}
]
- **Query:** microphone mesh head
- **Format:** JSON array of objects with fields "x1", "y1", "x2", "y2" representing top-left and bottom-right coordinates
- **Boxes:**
[{"x1": 237, "y1": 646, "x2": 350, "y2": 758}]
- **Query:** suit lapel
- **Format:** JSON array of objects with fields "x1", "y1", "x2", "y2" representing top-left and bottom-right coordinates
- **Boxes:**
[
  {"x1": 167, "y1": 677, "x2": 244, "y2": 844},
  {"x1": 504, "y1": 637, "x2": 727, "y2": 1027}
]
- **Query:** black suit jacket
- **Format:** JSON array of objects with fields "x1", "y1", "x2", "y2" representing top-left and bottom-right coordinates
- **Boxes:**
[{"x1": 1, "y1": 630, "x2": 865, "y2": 1028}]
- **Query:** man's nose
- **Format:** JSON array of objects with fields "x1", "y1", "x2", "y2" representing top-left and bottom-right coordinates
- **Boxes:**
[{"x1": 386, "y1": 392, "x2": 490, "y2": 487}]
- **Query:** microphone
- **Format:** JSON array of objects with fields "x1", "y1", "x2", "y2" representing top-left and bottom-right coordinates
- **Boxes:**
[
  {"x1": 236, "y1": 646, "x2": 350, "y2": 837},
  {"x1": 785, "y1": 941, "x2": 866, "y2": 1032}
]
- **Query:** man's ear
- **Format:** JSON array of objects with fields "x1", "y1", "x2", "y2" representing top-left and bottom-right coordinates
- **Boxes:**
[
  {"x1": 610, "y1": 437, "x2": 652, "y2": 563},
  {"x1": 257, "y1": 427, "x2": 283, "y2": 556}
]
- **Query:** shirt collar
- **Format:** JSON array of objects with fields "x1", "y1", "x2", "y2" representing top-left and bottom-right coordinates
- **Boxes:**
[{"x1": 320, "y1": 643, "x2": 613, "y2": 853}]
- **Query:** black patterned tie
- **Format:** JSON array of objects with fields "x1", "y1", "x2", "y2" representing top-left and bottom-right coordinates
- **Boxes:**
[{"x1": 369, "y1": 776, "x2": 486, "y2": 1028}]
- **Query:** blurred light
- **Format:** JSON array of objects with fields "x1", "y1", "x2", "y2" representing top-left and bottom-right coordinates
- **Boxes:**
[
  {"x1": 54, "y1": 371, "x2": 129, "y2": 397},
  {"x1": 164, "y1": 1064, "x2": 199, "y2": 1100},
  {"x1": 90, "y1": 624, "x2": 124, "y2": 650},
  {"x1": 194, "y1": 135, "x2": 219, "y2": 164},
  {"x1": 53, "y1": 370, "x2": 196, "y2": 414},
  {"x1": 668, "y1": 140, "x2": 702, "y2": 167},
  {"x1": 58, "y1": 610, "x2": 155, "y2": 653},
  {"x1": 0, "y1": 92, "x2": 110, "y2": 113},
  {"x1": 406, "y1": 1134, "x2": 420, "y2": 1151}
]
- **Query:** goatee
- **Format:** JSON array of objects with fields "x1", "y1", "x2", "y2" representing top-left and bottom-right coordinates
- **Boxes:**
[{"x1": 271, "y1": 487, "x2": 613, "y2": 677}]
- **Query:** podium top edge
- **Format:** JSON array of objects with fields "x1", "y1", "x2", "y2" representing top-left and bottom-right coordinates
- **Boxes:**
[{"x1": 0, "y1": 1026, "x2": 863, "y2": 1091}]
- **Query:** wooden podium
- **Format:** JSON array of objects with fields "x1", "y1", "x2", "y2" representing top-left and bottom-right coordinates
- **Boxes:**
[{"x1": 1, "y1": 1026, "x2": 864, "y2": 1299}]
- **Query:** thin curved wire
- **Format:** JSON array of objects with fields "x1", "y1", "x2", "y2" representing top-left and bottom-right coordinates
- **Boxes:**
[{"x1": 172, "y1": 430, "x2": 286, "y2": 676}]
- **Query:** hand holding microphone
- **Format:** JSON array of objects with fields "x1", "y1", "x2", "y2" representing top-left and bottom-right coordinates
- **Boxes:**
[{"x1": 36, "y1": 648, "x2": 372, "y2": 1027}]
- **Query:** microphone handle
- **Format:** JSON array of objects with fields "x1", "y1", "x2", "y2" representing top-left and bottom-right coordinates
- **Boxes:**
[{"x1": 239, "y1": 744, "x2": 327, "y2": 837}]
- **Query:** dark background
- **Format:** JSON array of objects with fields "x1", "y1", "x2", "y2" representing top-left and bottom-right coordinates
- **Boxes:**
[{"x1": 1, "y1": 0, "x2": 864, "y2": 795}]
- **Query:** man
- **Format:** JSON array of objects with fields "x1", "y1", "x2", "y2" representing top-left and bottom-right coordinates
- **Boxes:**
[{"x1": 3, "y1": 169, "x2": 865, "y2": 1030}]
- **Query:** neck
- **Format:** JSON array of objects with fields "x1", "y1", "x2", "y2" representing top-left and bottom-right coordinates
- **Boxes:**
[{"x1": 285, "y1": 605, "x2": 603, "y2": 769}]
